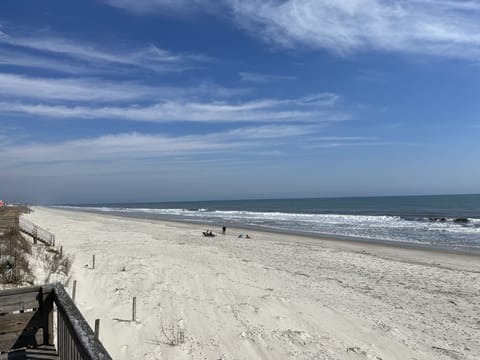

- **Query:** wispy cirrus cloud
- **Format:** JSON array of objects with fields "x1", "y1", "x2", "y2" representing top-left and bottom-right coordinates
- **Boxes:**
[
  {"x1": 0, "y1": 127, "x2": 392, "y2": 176},
  {"x1": 0, "y1": 93, "x2": 348, "y2": 123},
  {"x1": 0, "y1": 125, "x2": 316, "y2": 167},
  {"x1": 106, "y1": 0, "x2": 480, "y2": 60},
  {"x1": 303, "y1": 136, "x2": 403, "y2": 149},
  {"x1": 239, "y1": 72, "x2": 296, "y2": 83},
  {"x1": 0, "y1": 28, "x2": 210, "y2": 74},
  {"x1": 0, "y1": 73, "x2": 249, "y2": 103},
  {"x1": 231, "y1": 0, "x2": 480, "y2": 58},
  {"x1": 0, "y1": 50, "x2": 94, "y2": 74},
  {"x1": 0, "y1": 73, "x2": 158, "y2": 102},
  {"x1": 104, "y1": 0, "x2": 214, "y2": 14}
]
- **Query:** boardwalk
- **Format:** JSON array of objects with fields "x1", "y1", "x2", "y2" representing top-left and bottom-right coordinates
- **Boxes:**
[{"x1": 18, "y1": 218, "x2": 55, "y2": 246}]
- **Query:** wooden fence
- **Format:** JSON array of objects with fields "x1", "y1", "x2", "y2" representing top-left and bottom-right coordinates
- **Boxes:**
[
  {"x1": 0, "y1": 284, "x2": 112, "y2": 360},
  {"x1": 18, "y1": 218, "x2": 55, "y2": 246}
]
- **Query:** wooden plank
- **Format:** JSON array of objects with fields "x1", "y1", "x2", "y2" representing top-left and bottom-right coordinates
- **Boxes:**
[
  {"x1": 19, "y1": 229, "x2": 54, "y2": 246},
  {"x1": 0, "y1": 286, "x2": 53, "y2": 298},
  {"x1": 0, "y1": 345, "x2": 59, "y2": 360},
  {"x1": 26, "y1": 345, "x2": 59, "y2": 360},
  {"x1": 0, "y1": 286, "x2": 53, "y2": 314},
  {"x1": 0, "y1": 328, "x2": 43, "y2": 353},
  {"x1": 0, "y1": 286, "x2": 54, "y2": 353},
  {"x1": 0, "y1": 286, "x2": 54, "y2": 297},
  {"x1": 0, "y1": 293, "x2": 41, "y2": 314},
  {"x1": 0, "y1": 311, "x2": 43, "y2": 334}
]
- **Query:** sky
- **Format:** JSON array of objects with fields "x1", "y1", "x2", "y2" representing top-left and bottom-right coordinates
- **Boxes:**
[{"x1": 1, "y1": 0, "x2": 480, "y2": 204}]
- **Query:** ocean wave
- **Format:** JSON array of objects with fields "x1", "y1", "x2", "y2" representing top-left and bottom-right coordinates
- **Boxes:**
[{"x1": 56, "y1": 206, "x2": 480, "y2": 231}]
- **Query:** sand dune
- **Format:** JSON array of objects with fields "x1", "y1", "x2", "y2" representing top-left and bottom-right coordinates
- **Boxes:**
[{"x1": 25, "y1": 207, "x2": 480, "y2": 360}]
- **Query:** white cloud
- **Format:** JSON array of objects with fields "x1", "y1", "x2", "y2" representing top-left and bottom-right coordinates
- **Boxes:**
[
  {"x1": 0, "y1": 29, "x2": 209, "y2": 74},
  {"x1": 106, "y1": 0, "x2": 480, "y2": 59},
  {"x1": 0, "y1": 128, "x2": 395, "y2": 179},
  {"x1": 0, "y1": 73, "x2": 248, "y2": 102},
  {"x1": 104, "y1": 0, "x2": 214, "y2": 13},
  {"x1": 0, "y1": 93, "x2": 348, "y2": 123},
  {"x1": 0, "y1": 125, "x2": 315, "y2": 167},
  {"x1": 224, "y1": 124, "x2": 317, "y2": 138},
  {"x1": 239, "y1": 72, "x2": 296, "y2": 83},
  {"x1": 0, "y1": 50, "x2": 94, "y2": 74},
  {"x1": 0, "y1": 73, "x2": 158, "y2": 102},
  {"x1": 231, "y1": 0, "x2": 480, "y2": 58}
]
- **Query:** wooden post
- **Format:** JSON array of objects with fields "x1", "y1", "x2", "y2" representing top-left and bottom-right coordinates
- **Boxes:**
[
  {"x1": 94, "y1": 319, "x2": 100, "y2": 339},
  {"x1": 72, "y1": 280, "x2": 77, "y2": 303},
  {"x1": 14, "y1": 252, "x2": 17, "y2": 281},
  {"x1": 40, "y1": 287, "x2": 54, "y2": 345},
  {"x1": 132, "y1": 297, "x2": 136, "y2": 322},
  {"x1": 92, "y1": 254, "x2": 95, "y2": 269},
  {"x1": 33, "y1": 226, "x2": 38, "y2": 245},
  {"x1": 13, "y1": 266, "x2": 17, "y2": 283},
  {"x1": 60, "y1": 246, "x2": 63, "y2": 258}
]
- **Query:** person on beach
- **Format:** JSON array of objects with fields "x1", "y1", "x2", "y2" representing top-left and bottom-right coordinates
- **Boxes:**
[{"x1": 222, "y1": 226, "x2": 226, "y2": 235}]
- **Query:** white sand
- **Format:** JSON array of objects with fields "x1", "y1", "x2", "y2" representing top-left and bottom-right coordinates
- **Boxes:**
[{"x1": 25, "y1": 207, "x2": 480, "y2": 360}]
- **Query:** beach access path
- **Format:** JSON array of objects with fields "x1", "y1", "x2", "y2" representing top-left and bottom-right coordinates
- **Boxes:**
[{"x1": 25, "y1": 207, "x2": 480, "y2": 360}]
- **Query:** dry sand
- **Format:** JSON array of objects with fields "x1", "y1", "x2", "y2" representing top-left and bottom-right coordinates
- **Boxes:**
[{"x1": 25, "y1": 206, "x2": 480, "y2": 360}]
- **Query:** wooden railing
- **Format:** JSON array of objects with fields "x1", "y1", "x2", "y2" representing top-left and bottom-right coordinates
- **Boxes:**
[
  {"x1": 18, "y1": 218, "x2": 55, "y2": 246},
  {"x1": 0, "y1": 284, "x2": 112, "y2": 360}
]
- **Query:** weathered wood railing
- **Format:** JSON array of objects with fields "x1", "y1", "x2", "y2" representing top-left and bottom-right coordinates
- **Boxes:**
[
  {"x1": 0, "y1": 284, "x2": 112, "y2": 360},
  {"x1": 18, "y1": 218, "x2": 55, "y2": 246}
]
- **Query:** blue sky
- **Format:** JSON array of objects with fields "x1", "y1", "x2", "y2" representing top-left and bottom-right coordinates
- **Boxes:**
[{"x1": 1, "y1": 0, "x2": 480, "y2": 204}]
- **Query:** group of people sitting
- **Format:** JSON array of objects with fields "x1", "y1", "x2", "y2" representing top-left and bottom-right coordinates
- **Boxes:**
[
  {"x1": 202, "y1": 227, "x2": 251, "y2": 239},
  {"x1": 202, "y1": 230, "x2": 215, "y2": 237}
]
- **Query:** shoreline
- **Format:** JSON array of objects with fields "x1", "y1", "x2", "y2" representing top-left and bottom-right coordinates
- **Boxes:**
[{"x1": 50, "y1": 206, "x2": 480, "y2": 261}]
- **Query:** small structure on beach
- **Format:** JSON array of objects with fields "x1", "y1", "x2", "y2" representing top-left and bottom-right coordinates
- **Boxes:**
[{"x1": 19, "y1": 217, "x2": 55, "y2": 246}]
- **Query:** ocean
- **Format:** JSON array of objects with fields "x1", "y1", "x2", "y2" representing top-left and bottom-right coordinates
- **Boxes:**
[{"x1": 58, "y1": 194, "x2": 480, "y2": 252}]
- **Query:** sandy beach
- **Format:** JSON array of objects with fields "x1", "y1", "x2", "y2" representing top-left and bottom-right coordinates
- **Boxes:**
[{"x1": 24, "y1": 206, "x2": 480, "y2": 360}]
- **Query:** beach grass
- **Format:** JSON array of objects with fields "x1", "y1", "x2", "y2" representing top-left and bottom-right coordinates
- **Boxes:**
[{"x1": 0, "y1": 207, "x2": 33, "y2": 285}]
